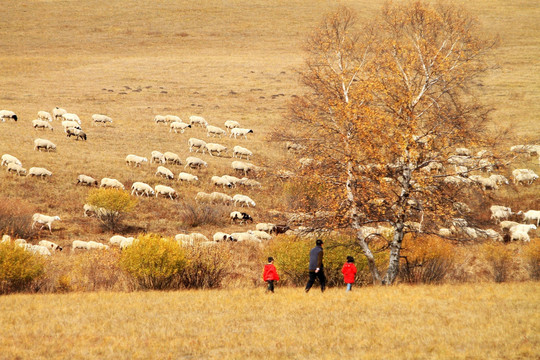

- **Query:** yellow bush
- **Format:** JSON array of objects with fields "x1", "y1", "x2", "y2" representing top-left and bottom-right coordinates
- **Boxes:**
[
  {"x1": 120, "y1": 234, "x2": 186, "y2": 290},
  {"x1": 481, "y1": 242, "x2": 513, "y2": 283},
  {"x1": 0, "y1": 242, "x2": 44, "y2": 294},
  {"x1": 180, "y1": 245, "x2": 233, "y2": 289},
  {"x1": 86, "y1": 188, "x2": 138, "y2": 231},
  {"x1": 522, "y1": 241, "x2": 540, "y2": 280}
]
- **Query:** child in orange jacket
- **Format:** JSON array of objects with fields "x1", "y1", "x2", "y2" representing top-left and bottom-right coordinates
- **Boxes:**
[
  {"x1": 263, "y1": 257, "x2": 280, "y2": 293},
  {"x1": 342, "y1": 256, "x2": 357, "y2": 292}
]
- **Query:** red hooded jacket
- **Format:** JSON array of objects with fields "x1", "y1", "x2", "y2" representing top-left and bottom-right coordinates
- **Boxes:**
[
  {"x1": 263, "y1": 264, "x2": 280, "y2": 281},
  {"x1": 341, "y1": 262, "x2": 357, "y2": 284}
]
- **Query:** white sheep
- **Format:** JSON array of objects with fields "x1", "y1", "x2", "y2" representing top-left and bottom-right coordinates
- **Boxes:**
[
  {"x1": 155, "y1": 184, "x2": 178, "y2": 199},
  {"x1": 499, "y1": 221, "x2": 520, "y2": 231},
  {"x1": 151, "y1": 150, "x2": 166, "y2": 164},
  {"x1": 154, "y1": 115, "x2": 166, "y2": 123},
  {"x1": 195, "y1": 191, "x2": 213, "y2": 203},
  {"x1": 0, "y1": 110, "x2": 18, "y2": 122},
  {"x1": 190, "y1": 233, "x2": 209, "y2": 242},
  {"x1": 510, "y1": 145, "x2": 539, "y2": 155},
  {"x1": 455, "y1": 147, "x2": 471, "y2": 156},
  {"x1": 213, "y1": 232, "x2": 236, "y2": 242},
  {"x1": 66, "y1": 127, "x2": 87, "y2": 141},
  {"x1": 165, "y1": 115, "x2": 182, "y2": 123},
  {"x1": 32, "y1": 119, "x2": 54, "y2": 131},
  {"x1": 77, "y1": 174, "x2": 98, "y2": 186},
  {"x1": 231, "y1": 161, "x2": 254, "y2": 176},
  {"x1": 509, "y1": 224, "x2": 537, "y2": 236},
  {"x1": 232, "y1": 146, "x2": 253, "y2": 160},
  {"x1": 231, "y1": 232, "x2": 260, "y2": 243},
  {"x1": 489, "y1": 174, "x2": 509, "y2": 185},
  {"x1": 482, "y1": 229, "x2": 503, "y2": 242},
  {"x1": 188, "y1": 138, "x2": 207, "y2": 153},
  {"x1": 230, "y1": 128, "x2": 253, "y2": 139},
  {"x1": 510, "y1": 231, "x2": 530, "y2": 242},
  {"x1": 34, "y1": 138, "x2": 57, "y2": 152},
  {"x1": 37, "y1": 110, "x2": 53, "y2": 122},
  {"x1": 206, "y1": 125, "x2": 226, "y2": 138},
  {"x1": 28, "y1": 167, "x2": 52, "y2": 178},
  {"x1": 61, "y1": 113, "x2": 81, "y2": 124},
  {"x1": 211, "y1": 175, "x2": 233, "y2": 188},
  {"x1": 523, "y1": 210, "x2": 540, "y2": 227},
  {"x1": 61, "y1": 120, "x2": 81, "y2": 132},
  {"x1": 52, "y1": 107, "x2": 67, "y2": 120},
  {"x1": 100, "y1": 177, "x2": 125, "y2": 189},
  {"x1": 38, "y1": 240, "x2": 63, "y2": 251},
  {"x1": 438, "y1": 228, "x2": 453, "y2": 237},
  {"x1": 490, "y1": 205, "x2": 513, "y2": 223},
  {"x1": 1, "y1": 154, "x2": 22, "y2": 167},
  {"x1": 87, "y1": 241, "x2": 109, "y2": 250},
  {"x1": 131, "y1": 182, "x2": 155, "y2": 197},
  {"x1": 205, "y1": 143, "x2": 227, "y2": 157},
  {"x1": 239, "y1": 178, "x2": 261, "y2": 188},
  {"x1": 185, "y1": 156, "x2": 207, "y2": 169},
  {"x1": 92, "y1": 114, "x2": 113, "y2": 125},
  {"x1": 109, "y1": 235, "x2": 134, "y2": 246},
  {"x1": 512, "y1": 169, "x2": 539, "y2": 185},
  {"x1": 175, "y1": 234, "x2": 193, "y2": 246},
  {"x1": 83, "y1": 203, "x2": 99, "y2": 217},
  {"x1": 233, "y1": 194, "x2": 256, "y2": 207},
  {"x1": 32, "y1": 213, "x2": 61, "y2": 233},
  {"x1": 256, "y1": 223, "x2": 276, "y2": 233},
  {"x1": 125, "y1": 154, "x2": 148, "y2": 167},
  {"x1": 163, "y1": 151, "x2": 182, "y2": 165},
  {"x1": 189, "y1": 115, "x2": 208, "y2": 127},
  {"x1": 224, "y1": 120, "x2": 240, "y2": 131},
  {"x1": 178, "y1": 172, "x2": 199, "y2": 183},
  {"x1": 221, "y1": 175, "x2": 242, "y2": 187},
  {"x1": 7, "y1": 163, "x2": 27, "y2": 176},
  {"x1": 248, "y1": 230, "x2": 272, "y2": 241},
  {"x1": 230, "y1": 211, "x2": 253, "y2": 224},
  {"x1": 27, "y1": 245, "x2": 52, "y2": 256},
  {"x1": 120, "y1": 237, "x2": 135, "y2": 249},
  {"x1": 210, "y1": 192, "x2": 233, "y2": 205},
  {"x1": 469, "y1": 175, "x2": 498, "y2": 190},
  {"x1": 155, "y1": 166, "x2": 175, "y2": 180},
  {"x1": 170, "y1": 121, "x2": 191, "y2": 133}
]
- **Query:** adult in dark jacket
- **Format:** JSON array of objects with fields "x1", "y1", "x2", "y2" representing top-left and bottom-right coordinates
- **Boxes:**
[{"x1": 305, "y1": 239, "x2": 326, "y2": 292}]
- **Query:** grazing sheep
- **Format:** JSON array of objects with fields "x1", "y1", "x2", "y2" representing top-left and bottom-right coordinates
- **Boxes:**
[
  {"x1": 155, "y1": 166, "x2": 174, "y2": 179},
  {"x1": 239, "y1": 178, "x2": 262, "y2": 188},
  {"x1": 489, "y1": 174, "x2": 509, "y2": 185},
  {"x1": 175, "y1": 234, "x2": 193, "y2": 246},
  {"x1": 232, "y1": 145, "x2": 253, "y2": 160},
  {"x1": 211, "y1": 175, "x2": 233, "y2": 188},
  {"x1": 510, "y1": 144, "x2": 540, "y2": 156},
  {"x1": 500, "y1": 221, "x2": 520, "y2": 231},
  {"x1": 447, "y1": 155, "x2": 474, "y2": 167},
  {"x1": 189, "y1": 115, "x2": 208, "y2": 127},
  {"x1": 230, "y1": 211, "x2": 253, "y2": 224},
  {"x1": 163, "y1": 151, "x2": 182, "y2": 165},
  {"x1": 1, "y1": 235, "x2": 11, "y2": 243},
  {"x1": 490, "y1": 205, "x2": 513, "y2": 223},
  {"x1": 1, "y1": 154, "x2": 22, "y2": 167},
  {"x1": 438, "y1": 228, "x2": 453, "y2": 237},
  {"x1": 0, "y1": 110, "x2": 18, "y2": 122},
  {"x1": 38, "y1": 240, "x2": 63, "y2": 251},
  {"x1": 155, "y1": 184, "x2": 178, "y2": 199},
  {"x1": 190, "y1": 233, "x2": 209, "y2": 242},
  {"x1": 221, "y1": 175, "x2": 242, "y2": 187},
  {"x1": 206, "y1": 125, "x2": 226, "y2": 138},
  {"x1": 37, "y1": 111, "x2": 53, "y2": 122},
  {"x1": 52, "y1": 107, "x2": 67, "y2": 120},
  {"x1": 185, "y1": 156, "x2": 207, "y2": 169},
  {"x1": 509, "y1": 224, "x2": 537, "y2": 236},
  {"x1": 170, "y1": 121, "x2": 191, "y2": 133},
  {"x1": 86, "y1": 241, "x2": 109, "y2": 250},
  {"x1": 125, "y1": 154, "x2": 148, "y2": 167},
  {"x1": 213, "y1": 232, "x2": 236, "y2": 242},
  {"x1": 6, "y1": 163, "x2": 26, "y2": 176},
  {"x1": 512, "y1": 168, "x2": 539, "y2": 185},
  {"x1": 150, "y1": 150, "x2": 166, "y2": 164},
  {"x1": 34, "y1": 138, "x2": 57, "y2": 152},
  {"x1": 120, "y1": 237, "x2": 135, "y2": 249},
  {"x1": 83, "y1": 203, "x2": 99, "y2": 217},
  {"x1": 92, "y1": 114, "x2": 113, "y2": 125},
  {"x1": 131, "y1": 182, "x2": 155, "y2": 197},
  {"x1": 205, "y1": 143, "x2": 227, "y2": 157},
  {"x1": 224, "y1": 120, "x2": 240, "y2": 131},
  {"x1": 27, "y1": 245, "x2": 52, "y2": 256},
  {"x1": 231, "y1": 232, "x2": 260, "y2": 243},
  {"x1": 154, "y1": 115, "x2": 166, "y2": 123},
  {"x1": 61, "y1": 113, "x2": 81, "y2": 124},
  {"x1": 510, "y1": 231, "x2": 530, "y2": 242},
  {"x1": 28, "y1": 167, "x2": 52, "y2": 178},
  {"x1": 66, "y1": 127, "x2": 87, "y2": 141},
  {"x1": 210, "y1": 192, "x2": 233, "y2": 205},
  {"x1": 469, "y1": 175, "x2": 498, "y2": 190},
  {"x1": 233, "y1": 194, "x2": 256, "y2": 207},
  {"x1": 178, "y1": 172, "x2": 199, "y2": 183},
  {"x1": 188, "y1": 138, "x2": 207, "y2": 153},
  {"x1": 231, "y1": 161, "x2": 254, "y2": 176},
  {"x1": 165, "y1": 115, "x2": 182, "y2": 123},
  {"x1": 256, "y1": 223, "x2": 276, "y2": 233},
  {"x1": 523, "y1": 210, "x2": 540, "y2": 227},
  {"x1": 248, "y1": 230, "x2": 272, "y2": 241},
  {"x1": 443, "y1": 175, "x2": 470, "y2": 185},
  {"x1": 195, "y1": 191, "x2": 213, "y2": 203},
  {"x1": 483, "y1": 229, "x2": 503, "y2": 242},
  {"x1": 230, "y1": 128, "x2": 253, "y2": 139},
  {"x1": 455, "y1": 147, "x2": 471, "y2": 156},
  {"x1": 62, "y1": 120, "x2": 82, "y2": 133},
  {"x1": 77, "y1": 174, "x2": 98, "y2": 186},
  {"x1": 110, "y1": 235, "x2": 134, "y2": 246},
  {"x1": 100, "y1": 177, "x2": 125, "y2": 189},
  {"x1": 32, "y1": 119, "x2": 54, "y2": 131},
  {"x1": 32, "y1": 213, "x2": 61, "y2": 233}
]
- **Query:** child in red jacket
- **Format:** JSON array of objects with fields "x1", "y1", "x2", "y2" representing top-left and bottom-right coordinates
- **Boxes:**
[
  {"x1": 263, "y1": 257, "x2": 280, "y2": 293},
  {"x1": 342, "y1": 256, "x2": 357, "y2": 292}
]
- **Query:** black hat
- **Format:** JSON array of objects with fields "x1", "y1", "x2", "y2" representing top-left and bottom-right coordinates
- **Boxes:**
[
  {"x1": 268, "y1": 257, "x2": 274, "y2": 262},
  {"x1": 347, "y1": 256, "x2": 355, "y2": 263},
  {"x1": 316, "y1": 239, "x2": 323, "y2": 246}
]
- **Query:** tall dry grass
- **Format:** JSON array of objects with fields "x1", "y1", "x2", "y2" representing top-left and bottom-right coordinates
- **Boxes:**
[{"x1": 0, "y1": 283, "x2": 537, "y2": 359}]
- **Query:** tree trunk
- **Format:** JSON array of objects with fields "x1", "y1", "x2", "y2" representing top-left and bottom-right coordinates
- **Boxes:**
[
  {"x1": 356, "y1": 231, "x2": 382, "y2": 285},
  {"x1": 383, "y1": 223, "x2": 404, "y2": 285}
]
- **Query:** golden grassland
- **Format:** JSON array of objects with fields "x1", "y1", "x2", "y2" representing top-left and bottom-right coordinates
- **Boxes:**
[{"x1": 0, "y1": 282, "x2": 538, "y2": 359}]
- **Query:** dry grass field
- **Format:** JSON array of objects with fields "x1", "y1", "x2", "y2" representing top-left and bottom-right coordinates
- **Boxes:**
[{"x1": 0, "y1": 282, "x2": 538, "y2": 359}]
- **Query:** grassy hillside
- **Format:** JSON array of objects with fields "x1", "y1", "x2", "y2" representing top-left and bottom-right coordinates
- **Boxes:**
[{"x1": 0, "y1": 0, "x2": 539, "y2": 245}]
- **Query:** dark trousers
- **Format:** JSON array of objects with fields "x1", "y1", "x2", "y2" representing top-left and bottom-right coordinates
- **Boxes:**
[
  {"x1": 266, "y1": 280, "x2": 275, "y2": 293},
  {"x1": 305, "y1": 270, "x2": 326, "y2": 292}
]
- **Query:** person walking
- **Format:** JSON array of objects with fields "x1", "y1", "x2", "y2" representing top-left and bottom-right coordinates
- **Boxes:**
[
  {"x1": 263, "y1": 257, "x2": 280, "y2": 293},
  {"x1": 305, "y1": 239, "x2": 326, "y2": 293},
  {"x1": 342, "y1": 256, "x2": 357, "y2": 292}
]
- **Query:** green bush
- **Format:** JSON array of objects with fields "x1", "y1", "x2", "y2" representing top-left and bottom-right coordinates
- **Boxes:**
[
  {"x1": 0, "y1": 242, "x2": 45, "y2": 294},
  {"x1": 180, "y1": 244, "x2": 233, "y2": 289},
  {"x1": 120, "y1": 234, "x2": 186, "y2": 290},
  {"x1": 264, "y1": 235, "x2": 378, "y2": 287}
]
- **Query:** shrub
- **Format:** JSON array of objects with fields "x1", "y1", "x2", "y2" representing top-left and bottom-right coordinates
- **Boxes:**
[
  {"x1": 523, "y1": 241, "x2": 540, "y2": 280},
  {"x1": 399, "y1": 235, "x2": 456, "y2": 284},
  {"x1": 178, "y1": 203, "x2": 226, "y2": 228},
  {"x1": 120, "y1": 234, "x2": 186, "y2": 290},
  {"x1": 86, "y1": 188, "x2": 138, "y2": 231},
  {"x1": 0, "y1": 197, "x2": 36, "y2": 239},
  {"x1": 481, "y1": 242, "x2": 513, "y2": 283},
  {"x1": 0, "y1": 242, "x2": 44, "y2": 294},
  {"x1": 179, "y1": 244, "x2": 233, "y2": 289}
]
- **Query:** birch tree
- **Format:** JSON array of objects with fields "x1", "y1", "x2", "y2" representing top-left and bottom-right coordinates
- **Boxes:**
[{"x1": 282, "y1": 2, "x2": 498, "y2": 284}]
